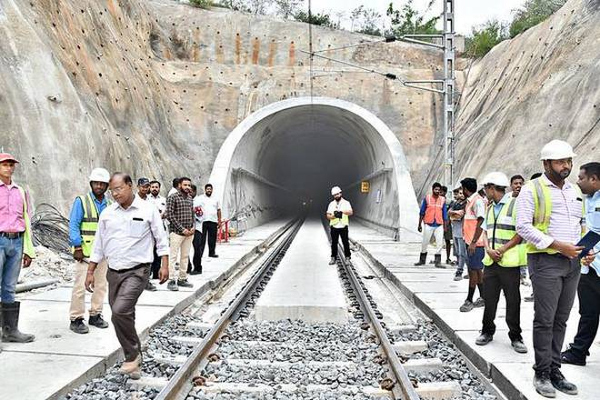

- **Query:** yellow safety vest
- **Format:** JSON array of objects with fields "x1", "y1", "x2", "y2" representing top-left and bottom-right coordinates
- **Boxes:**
[
  {"x1": 17, "y1": 187, "x2": 36, "y2": 259},
  {"x1": 483, "y1": 197, "x2": 521, "y2": 267},
  {"x1": 75, "y1": 193, "x2": 110, "y2": 257},
  {"x1": 526, "y1": 177, "x2": 585, "y2": 254},
  {"x1": 330, "y1": 200, "x2": 350, "y2": 227}
]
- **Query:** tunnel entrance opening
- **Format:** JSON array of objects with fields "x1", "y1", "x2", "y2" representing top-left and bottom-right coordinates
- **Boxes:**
[{"x1": 209, "y1": 97, "x2": 420, "y2": 242}]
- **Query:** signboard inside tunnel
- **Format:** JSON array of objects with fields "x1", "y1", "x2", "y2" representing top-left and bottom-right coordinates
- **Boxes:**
[{"x1": 360, "y1": 181, "x2": 370, "y2": 193}]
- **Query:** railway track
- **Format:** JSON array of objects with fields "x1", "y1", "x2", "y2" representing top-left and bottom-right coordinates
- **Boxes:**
[{"x1": 64, "y1": 218, "x2": 500, "y2": 400}]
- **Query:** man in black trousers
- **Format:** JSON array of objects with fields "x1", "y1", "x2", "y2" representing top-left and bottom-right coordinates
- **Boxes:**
[
  {"x1": 190, "y1": 184, "x2": 221, "y2": 274},
  {"x1": 326, "y1": 186, "x2": 353, "y2": 265}
]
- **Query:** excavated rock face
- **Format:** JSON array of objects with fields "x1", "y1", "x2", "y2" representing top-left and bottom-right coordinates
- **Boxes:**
[
  {"x1": 1, "y1": 0, "x2": 448, "y2": 212},
  {"x1": 451, "y1": 0, "x2": 600, "y2": 183}
]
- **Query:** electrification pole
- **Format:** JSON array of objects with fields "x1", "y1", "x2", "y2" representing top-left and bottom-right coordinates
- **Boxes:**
[{"x1": 443, "y1": 0, "x2": 455, "y2": 188}]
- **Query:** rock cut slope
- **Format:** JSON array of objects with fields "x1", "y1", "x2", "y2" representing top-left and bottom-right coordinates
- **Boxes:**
[{"x1": 452, "y1": 0, "x2": 600, "y2": 181}]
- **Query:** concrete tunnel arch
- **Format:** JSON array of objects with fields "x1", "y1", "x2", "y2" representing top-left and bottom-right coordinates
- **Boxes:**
[{"x1": 209, "y1": 97, "x2": 420, "y2": 242}]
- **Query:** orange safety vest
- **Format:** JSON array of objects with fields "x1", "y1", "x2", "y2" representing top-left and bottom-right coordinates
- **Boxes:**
[
  {"x1": 423, "y1": 195, "x2": 445, "y2": 225},
  {"x1": 463, "y1": 193, "x2": 486, "y2": 247}
]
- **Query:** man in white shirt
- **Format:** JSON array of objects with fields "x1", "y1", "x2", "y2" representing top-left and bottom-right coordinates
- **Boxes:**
[
  {"x1": 85, "y1": 173, "x2": 169, "y2": 380},
  {"x1": 326, "y1": 186, "x2": 353, "y2": 265},
  {"x1": 191, "y1": 184, "x2": 222, "y2": 275}
]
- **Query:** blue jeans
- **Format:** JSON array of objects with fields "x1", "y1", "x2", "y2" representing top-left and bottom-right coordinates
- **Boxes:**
[
  {"x1": 0, "y1": 236, "x2": 23, "y2": 303},
  {"x1": 453, "y1": 237, "x2": 466, "y2": 274}
]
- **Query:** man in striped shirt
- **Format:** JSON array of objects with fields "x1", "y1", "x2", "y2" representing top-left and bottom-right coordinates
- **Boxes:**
[{"x1": 516, "y1": 140, "x2": 593, "y2": 398}]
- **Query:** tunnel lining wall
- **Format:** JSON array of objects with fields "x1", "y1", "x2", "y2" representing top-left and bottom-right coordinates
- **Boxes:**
[{"x1": 209, "y1": 97, "x2": 420, "y2": 242}]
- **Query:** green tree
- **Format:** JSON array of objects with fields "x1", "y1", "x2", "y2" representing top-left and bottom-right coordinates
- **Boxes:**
[
  {"x1": 387, "y1": 0, "x2": 440, "y2": 37},
  {"x1": 274, "y1": 0, "x2": 302, "y2": 19},
  {"x1": 190, "y1": 0, "x2": 212, "y2": 9},
  {"x1": 509, "y1": 0, "x2": 567, "y2": 38},
  {"x1": 294, "y1": 10, "x2": 339, "y2": 29},
  {"x1": 465, "y1": 20, "x2": 508, "y2": 58},
  {"x1": 350, "y1": 6, "x2": 382, "y2": 36}
]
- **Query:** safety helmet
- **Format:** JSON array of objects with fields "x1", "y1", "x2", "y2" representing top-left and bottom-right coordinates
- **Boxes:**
[
  {"x1": 540, "y1": 140, "x2": 576, "y2": 160},
  {"x1": 482, "y1": 172, "x2": 510, "y2": 188},
  {"x1": 89, "y1": 168, "x2": 110, "y2": 183},
  {"x1": 331, "y1": 186, "x2": 342, "y2": 196}
]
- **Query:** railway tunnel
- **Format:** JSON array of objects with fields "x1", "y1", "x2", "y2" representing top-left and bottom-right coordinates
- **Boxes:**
[{"x1": 209, "y1": 97, "x2": 420, "y2": 242}]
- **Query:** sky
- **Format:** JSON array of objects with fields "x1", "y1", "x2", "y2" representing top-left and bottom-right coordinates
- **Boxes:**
[{"x1": 309, "y1": 0, "x2": 528, "y2": 35}]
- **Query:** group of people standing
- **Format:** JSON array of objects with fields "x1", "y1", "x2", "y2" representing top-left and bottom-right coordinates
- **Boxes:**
[
  {"x1": 416, "y1": 139, "x2": 599, "y2": 398},
  {"x1": 0, "y1": 156, "x2": 223, "y2": 379}
]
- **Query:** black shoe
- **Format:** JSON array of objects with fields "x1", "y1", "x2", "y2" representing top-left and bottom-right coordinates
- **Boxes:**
[
  {"x1": 511, "y1": 339, "x2": 528, "y2": 353},
  {"x1": 89, "y1": 314, "x2": 109, "y2": 329},
  {"x1": 177, "y1": 279, "x2": 193, "y2": 288},
  {"x1": 475, "y1": 332, "x2": 493, "y2": 346},
  {"x1": 167, "y1": 280, "x2": 179, "y2": 291},
  {"x1": 550, "y1": 368, "x2": 577, "y2": 395},
  {"x1": 70, "y1": 318, "x2": 89, "y2": 334},
  {"x1": 561, "y1": 349, "x2": 586, "y2": 366},
  {"x1": 190, "y1": 269, "x2": 203, "y2": 275},
  {"x1": 534, "y1": 371, "x2": 556, "y2": 398},
  {"x1": 209, "y1": 254, "x2": 219, "y2": 258}
]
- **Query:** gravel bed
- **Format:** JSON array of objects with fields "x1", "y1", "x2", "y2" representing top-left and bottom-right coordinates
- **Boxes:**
[
  {"x1": 187, "y1": 389, "x2": 390, "y2": 400},
  {"x1": 203, "y1": 360, "x2": 385, "y2": 386},
  {"x1": 391, "y1": 321, "x2": 497, "y2": 400},
  {"x1": 62, "y1": 368, "x2": 159, "y2": 400}
]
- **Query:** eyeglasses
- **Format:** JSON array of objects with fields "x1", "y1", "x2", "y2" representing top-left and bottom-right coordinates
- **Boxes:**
[{"x1": 110, "y1": 186, "x2": 128, "y2": 194}]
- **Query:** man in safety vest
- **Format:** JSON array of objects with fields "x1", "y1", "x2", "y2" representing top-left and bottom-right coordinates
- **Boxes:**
[
  {"x1": 561, "y1": 162, "x2": 600, "y2": 367},
  {"x1": 475, "y1": 172, "x2": 528, "y2": 354},
  {"x1": 459, "y1": 177, "x2": 486, "y2": 312},
  {"x1": 0, "y1": 153, "x2": 36, "y2": 349},
  {"x1": 327, "y1": 186, "x2": 353, "y2": 265},
  {"x1": 516, "y1": 140, "x2": 593, "y2": 398},
  {"x1": 68, "y1": 168, "x2": 111, "y2": 334},
  {"x1": 415, "y1": 182, "x2": 448, "y2": 267}
]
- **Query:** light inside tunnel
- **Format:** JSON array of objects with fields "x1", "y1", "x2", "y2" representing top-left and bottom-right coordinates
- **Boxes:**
[{"x1": 210, "y1": 97, "x2": 420, "y2": 241}]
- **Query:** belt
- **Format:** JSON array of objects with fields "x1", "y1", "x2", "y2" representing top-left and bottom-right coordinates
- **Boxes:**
[
  {"x1": 0, "y1": 232, "x2": 24, "y2": 239},
  {"x1": 111, "y1": 263, "x2": 149, "y2": 274}
]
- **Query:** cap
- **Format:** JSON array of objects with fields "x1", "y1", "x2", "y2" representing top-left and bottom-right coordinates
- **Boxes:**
[
  {"x1": 331, "y1": 186, "x2": 342, "y2": 196},
  {"x1": 0, "y1": 153, "x2": 19, "y2": 163},
  {"x1": 137, "y1": 177, "x2": 150, "y2": 186}
]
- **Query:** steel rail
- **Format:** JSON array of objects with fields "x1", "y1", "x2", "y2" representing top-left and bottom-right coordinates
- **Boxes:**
[
  {"x1": 330, "y1": 224, "x2": 420, "y2": 400},
  {"x1": 155, "y1": 218, "x2": 303, "y2": 400}
]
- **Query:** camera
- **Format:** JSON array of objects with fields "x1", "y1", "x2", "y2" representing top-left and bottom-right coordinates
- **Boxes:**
[{"x1": 334, "y1": 211, "x2": 343, "y2": 219}]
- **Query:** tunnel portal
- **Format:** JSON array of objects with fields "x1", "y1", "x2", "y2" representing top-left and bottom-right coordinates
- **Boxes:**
[{"x1": 209, "y1": 97, "x2": 420, "y2": 242}]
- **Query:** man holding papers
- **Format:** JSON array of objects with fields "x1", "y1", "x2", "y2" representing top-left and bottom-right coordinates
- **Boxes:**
[
  {"x1": 516, "y1": 141, "x2": 593, "y2": 398},
  {"x1": 562, "y1": 162, "x2": 600, "y2": 367}
]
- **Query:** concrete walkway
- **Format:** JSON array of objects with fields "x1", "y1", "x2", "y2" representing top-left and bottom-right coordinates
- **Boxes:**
[
  {"x1": 0, "y1": 220, "x2": 290, "y2": 400},
  {"x1": 255, "y1": 220, "x2": 348, "y2": 323},
  {"x1": 350, "y1": 223, "x2": 600, "y2": 400}
]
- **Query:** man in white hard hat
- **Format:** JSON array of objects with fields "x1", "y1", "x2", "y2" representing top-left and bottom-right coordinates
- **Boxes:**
[
  {"x1": 68, "y1": 167, "x2": 111, "y2": 334},
  {"x1": 0, "y1": 153, "x2": 36, "y2": 348},
  {"x1": 516, "y1": 139, "x2": 593, "y2": 397},
  {"x1": 326, "y1": 186, "x2": 353, "y2": 265},
  {"x1": 475, "y1": 172, "x2": 527, "y2": 354}
]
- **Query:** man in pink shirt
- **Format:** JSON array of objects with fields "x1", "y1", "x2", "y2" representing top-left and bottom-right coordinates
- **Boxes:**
[{"x1": 0, "y1": 153, "x2": 36, "y2": 351}]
